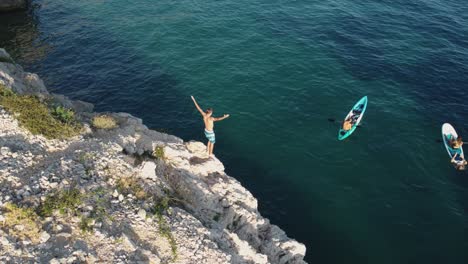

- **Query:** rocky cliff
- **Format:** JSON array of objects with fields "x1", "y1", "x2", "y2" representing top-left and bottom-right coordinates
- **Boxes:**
[{"x1": 0, "y1": 48, "x2": 306, "y2": 264}]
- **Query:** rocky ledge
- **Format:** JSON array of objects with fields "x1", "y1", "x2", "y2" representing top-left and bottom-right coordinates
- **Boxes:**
[{"x1": 0, "y1": 48, "x2": 306, "y2": 263}]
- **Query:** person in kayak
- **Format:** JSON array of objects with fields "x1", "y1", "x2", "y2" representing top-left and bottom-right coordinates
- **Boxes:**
[
  {"x1": 450, "y1": 137, "x2": 464, "y2": 150},
  {"x1": 191, "y1": 96, "x2": 230, "y2": 157},
  {"x1": 451, "y1": 153, "x2": 467, "y2": 170},
  {"x1": 342, "y1": 107, "x2": 363, "y2": 131},
  {"x1": 342, "y1": 118, "x2": 353, "y2": 131}
]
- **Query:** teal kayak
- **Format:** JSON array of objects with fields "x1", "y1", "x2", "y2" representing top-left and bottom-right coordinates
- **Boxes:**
[{"x1": 338, "y1": 96, "x2": 368, "y2": 140}]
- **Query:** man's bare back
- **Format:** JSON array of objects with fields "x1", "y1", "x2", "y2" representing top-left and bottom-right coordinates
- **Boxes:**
[
  {"x1": 342, "y1": 119, "x2": 353, "y2": 131},
  {"x1": 204, "y1": 116, "x2": 215, "y2": 131}
]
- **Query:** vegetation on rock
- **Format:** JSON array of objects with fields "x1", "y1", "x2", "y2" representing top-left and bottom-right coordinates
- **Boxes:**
[
  {"x1": 153, "y1": 146, "x2": 165, "y2": 160},
  {"x1": 0, "y1": 84, "x2": 82, "y2": 139},
  {"x1": 38, "y1": 187, "x2": 113, "y2": 233},
  {"x1": 38, "y1": 188, "x2": 83, "y2": 217},
  {"x1": 51, "y1": 106, "x2": 75, "y2": 124},
  {"x1": 92, "y1": 115, "x2": 118, "y2": 129},
  {"x1": 152, "y1": 196, "x2": 178, "y2": 261},
  {"x1": 116, "y1": 176, "x2": 148, "y2": 200},
  {"x1": 78, "y1": 216, "x2": 94, "y2": 233},
  {"x1": 3, "y1": 203, "x2": 41, "y2": 243}
]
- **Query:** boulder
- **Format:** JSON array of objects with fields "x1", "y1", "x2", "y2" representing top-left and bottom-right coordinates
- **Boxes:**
[
  {"x1": 0, "y1": 0, "x2": 27, "y2": 12},
  {"x1": 50, "y1": 93, "x2": 94, "y2": 113},
  {"x1": 138, "y1": 161, "x2": 157, "y2": 180},
  {"x1": 0, "y1": 48, "x2": 48, "y2": 96},
  {"x1": 0, "y1": 48, "x2": 13, "y2": 62}
]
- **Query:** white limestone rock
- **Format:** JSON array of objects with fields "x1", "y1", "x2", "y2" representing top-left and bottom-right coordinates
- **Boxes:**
[
  {"x1": 137, "y1": 209, "x2": 146, "y2": 219},
  {"x1": 40, "y1": 231, "x2": 51, "y2": 243},
  {"x1": 138, "y1": 161, "x2": 157, "y2": 180},
  {"x1": 159, "y1": 141, "x2": 306, "y2": 263},
  {"x1": 0, "y1": 54, "x2": 307, "y2": 263}
]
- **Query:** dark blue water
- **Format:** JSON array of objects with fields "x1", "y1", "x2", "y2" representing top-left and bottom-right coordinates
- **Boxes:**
[{"x1": 2, "y1": 0, "x2": 468, "y2": 262}]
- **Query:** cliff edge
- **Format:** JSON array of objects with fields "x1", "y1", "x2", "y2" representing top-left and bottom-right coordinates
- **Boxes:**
[{"x1": 0, "y1": 48, "x2": 306, "y2": 264}]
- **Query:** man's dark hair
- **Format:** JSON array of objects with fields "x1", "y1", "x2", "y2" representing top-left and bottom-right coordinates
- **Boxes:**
[{"x1": 205, "y1": 108, "x2": 213, "y2": 114}]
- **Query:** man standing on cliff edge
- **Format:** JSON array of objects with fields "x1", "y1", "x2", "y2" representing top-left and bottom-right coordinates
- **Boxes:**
[{"x1": 191, "y1": 96, "x2": 230, "y2": 157}]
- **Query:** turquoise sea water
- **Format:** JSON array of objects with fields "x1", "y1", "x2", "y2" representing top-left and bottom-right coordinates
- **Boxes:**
[{"x1": 2, "y1": 0, "x2": 468, "y2": 262}]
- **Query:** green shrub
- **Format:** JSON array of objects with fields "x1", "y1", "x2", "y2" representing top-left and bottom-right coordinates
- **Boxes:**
[
  {"x1": 51, "y1": 106, "x2": 75, "y2": 124},
  {"x1": 79, "y1": 216, "x2": 94, "y2": 233},
  {"x1": 152, "y1": 196, "x2": 177, "y2": 260},
  {"x1": 92, "y1": 115, "x2": 118, "y2": 129},
  {"x1": 38, "y1": 189, "x2": 83, "y2": 217},
  {"x1": 0, "y1": 85, "x2": 82, "y2": 139},
  {"x1": 158, "y1": 214, "x2": 177, "y2": 260},
  {"x1": 0, "y1": 85, "x2": 14, "y2": 97},
  {"x1": 90, "y1": 187, "x2": 113, "y2": 222},
  {"x1": 153, "y1": 196, "x2": 170, "y2": 216},
  {"x1": 153, "y1": 146, "x2": 165, "y2": 160}
]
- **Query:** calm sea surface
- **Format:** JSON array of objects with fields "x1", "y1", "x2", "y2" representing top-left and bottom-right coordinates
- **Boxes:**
[{"x1": 2, "y1": 0, "x2": 468, "y2": 262}]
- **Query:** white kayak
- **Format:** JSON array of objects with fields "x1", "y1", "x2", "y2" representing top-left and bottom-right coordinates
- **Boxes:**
[{"x1": 441, "y1": 123, "x2": 464, "y2": 162}]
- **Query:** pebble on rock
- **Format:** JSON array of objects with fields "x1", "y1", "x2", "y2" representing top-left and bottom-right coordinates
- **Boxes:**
[
  {"x1": 137, "y1": 209, "x2": 147, "y2": 219},
  {"x1": 40, "y1": 231, "x2": 51, "y2": 243}
]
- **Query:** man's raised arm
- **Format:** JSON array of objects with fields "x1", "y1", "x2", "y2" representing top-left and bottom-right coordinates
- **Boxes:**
[
  {"x1": 214, "y1": 114, "x2": 230, "y2": 121},
  {"x1": 191, "y1": 96, "x2": 205, "y2": 116}
]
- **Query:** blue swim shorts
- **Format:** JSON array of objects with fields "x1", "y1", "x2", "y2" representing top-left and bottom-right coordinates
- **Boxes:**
[{"x1": 204, "y1": 129, "x2": 216, "y2": 144}]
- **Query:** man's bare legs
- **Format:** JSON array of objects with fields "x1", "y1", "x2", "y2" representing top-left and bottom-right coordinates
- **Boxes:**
[
  {"x1": 209, "y1": 142, "x2": 215, "y2": 156},
  {"x1": 207, "y1": 141, "x2": 215, "y2": 157},
  {"x1": 207, "y1": 141, "x2": 211, "y2": 156}
]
